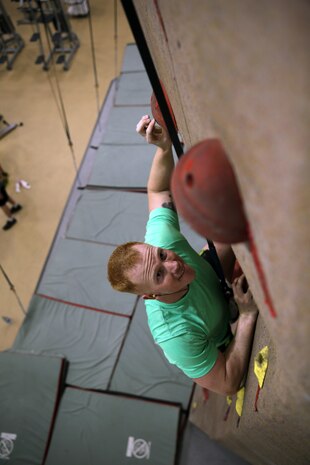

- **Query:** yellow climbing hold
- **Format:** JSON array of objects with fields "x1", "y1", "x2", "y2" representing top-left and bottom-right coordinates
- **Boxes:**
[
  {"x1": 236, "y1": 387, "x2": 245, "y2": 417},
  {"x1": 254, "y1": 346, "x2": 269, "y2": 389},
  {"x1": 226, "y1": 396, "x2": 232, "y2": 406}
]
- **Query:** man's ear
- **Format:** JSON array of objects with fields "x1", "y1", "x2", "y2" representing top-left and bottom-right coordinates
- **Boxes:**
[{"x1": 142, "y1": 293, "x2": 156, "y2": 300}]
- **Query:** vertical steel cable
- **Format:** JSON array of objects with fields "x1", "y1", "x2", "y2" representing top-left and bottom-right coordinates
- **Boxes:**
[
  {"x1": 114, "y1": 0, "x2": 118, "y2": 79},
  {"x1": 37, "y1": 0, "x2": 82, "y2": 186},
  {"x1": 113, "y1": 0, "x2": 119, "y2": 100},
  {"x1": 87, "y1": 0, "x2": 101, "y2": 120},
  {"x1": 0, "y1": 264, "x2": 26, "y2": 316}
]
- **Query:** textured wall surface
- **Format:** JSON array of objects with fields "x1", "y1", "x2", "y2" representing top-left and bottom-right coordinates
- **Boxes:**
[{"x1": 132, "y1": 1, "x2": 310, "y2": 464}]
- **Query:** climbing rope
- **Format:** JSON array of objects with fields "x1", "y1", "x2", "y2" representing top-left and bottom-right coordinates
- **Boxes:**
[
  {"x1": 36, "y1": 1, "x2": 83, "y2": 187},
  {"x1": 0, "y1": 264, "x2": 26, "y2": 316}
]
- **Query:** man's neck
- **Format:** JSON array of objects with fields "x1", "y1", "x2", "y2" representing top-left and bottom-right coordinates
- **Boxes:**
[{"x1": 155, "y1": 285, "x2": 189, "y2": 304}]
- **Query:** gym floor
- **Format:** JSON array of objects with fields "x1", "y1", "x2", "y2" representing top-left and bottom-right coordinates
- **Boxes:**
[{"x1": 0, "y1": 0, "x2": 133, "y2": 350}]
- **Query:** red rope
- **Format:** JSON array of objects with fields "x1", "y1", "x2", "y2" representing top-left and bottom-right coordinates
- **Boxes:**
[
  {"x1": 153, "y1": 0, "x2": 169, "y2": 43},
  {"x1": 248, "y1": 225, "x2": 277, "y2": 318},
  {"x1": 36, "y1": 293, "x2": 131, "y2": 318},
  {"x1": 254, "y1": 384, "x2": 261, "y2": 412},
  {"x1": 202, "y1": 388, "x2": 209, "y2": 402},
  {"x1": 223, "y1": 405, "x2": 231, "y2": 421}
]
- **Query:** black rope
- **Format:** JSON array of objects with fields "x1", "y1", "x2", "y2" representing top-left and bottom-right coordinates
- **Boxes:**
[
  {"x1": 206, "y1": 240, "x2": 233, "y2": 300},
  {"x1": 0, "y1": 264, "x2": 26, "y2": 315},
  {"x1": 121, "y1": 0, "x2": 183, "y2": 157},
  {"x1": 45, "y1": 67, "x2": 66, "y2": 129},
  {"x1": 87, "y1": 0, "x2": 101, "y2": 119}
]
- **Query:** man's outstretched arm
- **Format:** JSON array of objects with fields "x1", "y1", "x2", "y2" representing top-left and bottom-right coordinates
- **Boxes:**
[
  {"x1": 193, "y1": 275, "x2": 258, "y2": 395},
  {"x1": 136, "y1": 115, "x2": 174, "y2": 212}
]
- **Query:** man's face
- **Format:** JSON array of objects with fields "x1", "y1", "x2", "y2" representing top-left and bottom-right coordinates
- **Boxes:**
[{"x1": 130, "y1": 244, "x2": 196, "y2": 297}]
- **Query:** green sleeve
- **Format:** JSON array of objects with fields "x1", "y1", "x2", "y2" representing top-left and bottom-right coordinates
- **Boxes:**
[{"x1": 145, "y1": 208, "x2": 181, "y2": 246}]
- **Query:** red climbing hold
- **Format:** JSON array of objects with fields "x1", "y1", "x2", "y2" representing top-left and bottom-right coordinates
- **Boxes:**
[
  {"x1": 171, "y1": 139, "x2": 248, "y2": 244},
  {"x1": 150, "y1": 83, "x2": 177, "y2": 131}
]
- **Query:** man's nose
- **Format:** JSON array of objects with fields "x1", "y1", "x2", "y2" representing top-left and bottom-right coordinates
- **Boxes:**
[{"x1": 165, "y1": 260, "x2": 178, "y2": 274}]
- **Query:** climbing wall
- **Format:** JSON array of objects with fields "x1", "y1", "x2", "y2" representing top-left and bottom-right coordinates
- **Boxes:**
[{"x1": 129, "y1": 1, "x2": 310, "y2": 464}]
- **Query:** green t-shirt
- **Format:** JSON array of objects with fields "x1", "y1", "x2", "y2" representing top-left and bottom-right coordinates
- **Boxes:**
[{"x1": 144, "y1": 208, "x2": 231, "y2": 378}]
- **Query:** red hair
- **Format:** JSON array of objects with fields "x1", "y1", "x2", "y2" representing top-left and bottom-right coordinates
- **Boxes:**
[{"x1": 107, "y1": 242, "x2": 142, "y2": 293}]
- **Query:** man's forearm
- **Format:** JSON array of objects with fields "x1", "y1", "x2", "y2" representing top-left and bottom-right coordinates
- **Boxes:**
[
  {"x1": 224, "y1": 313, "x2": 257, "y2": 394},
  {"x1": 147, "y1": 146, "x2": 174, "y2": 194}
]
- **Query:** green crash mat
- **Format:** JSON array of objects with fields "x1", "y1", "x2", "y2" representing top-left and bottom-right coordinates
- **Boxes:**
[
  {"x1": 120, "y1": 43, "x2": 145, "y2": 72},
  {"x1": 0, "y1": 351, "x2": 66, "y2": 465},
  {"x1": 37, "y1": 238, "x2": 137, "y2": 315},
  {"x1": 66, "y1": 190, "x2": 148, "y2": 244},
  {"x1": 66, "y1": 189, "x2": 205, "y2": 252},
  {"x1": 99, "y1": 106, "x2": 151, "y2": 145},
  {"x1": 13, "y1": 295, "x2": 129, "y2": 390},
  {"x1": 110, "y1": 299, "x2": 193, "y2": 410},
  {"x1": 114, "y1": 72, "x2": 152, "y2": 106},
  {"x1": 45, "y1": 387, "x2": 181, "y2": 465},
  {"x1": 87, "y1": 143, "x2": 155, "y2": 189}
]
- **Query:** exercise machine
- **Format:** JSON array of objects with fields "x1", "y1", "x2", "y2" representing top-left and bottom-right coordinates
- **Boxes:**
[
  {"x1": 0, "y1": 0, "x2": 24, "y2": 70},
  {"x1": 16, "y1": 0, "x2": 79, "y2": 71}
]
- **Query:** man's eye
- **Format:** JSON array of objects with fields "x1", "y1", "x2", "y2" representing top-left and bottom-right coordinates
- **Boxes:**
[
  {"x1": 156, "y1": 268, "x2": 164, "y2": 282},
  {"x1": 159, "y1": 250, "x2": 166, "y2": 261}
]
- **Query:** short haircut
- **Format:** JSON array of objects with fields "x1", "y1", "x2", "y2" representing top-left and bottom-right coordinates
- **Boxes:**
[{"x1": 107, "y1": 241, "x2": 142, "y2": 293}]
